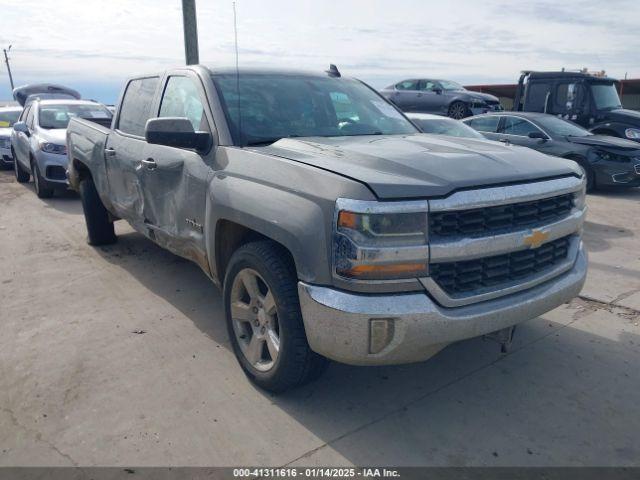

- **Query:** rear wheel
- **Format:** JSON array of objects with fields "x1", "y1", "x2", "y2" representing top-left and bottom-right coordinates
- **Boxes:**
[
  {"x1": 13, "y1": 150, "x2": 30, "y2": 183},
  {"x1": 448, "y1": 101, "x2": 469, "y2": 120},
  {"x1": 31, "y1": 159, "x2": 54, "y2": 198},
  {"x1": 224, "y1": 241, "x2": 327, "y2": 393},
  {"x1": 79, "y1": 176, "x2": 117, "y2": 245}
]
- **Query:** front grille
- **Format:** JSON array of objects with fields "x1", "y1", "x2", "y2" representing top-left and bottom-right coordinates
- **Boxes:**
[
  {"x1": 430, "y1": 236, "x2": 571, "y2": 296},
  {"x1": 430, "y1": 194, "x2": 573, "y2": 238},
  {"x1": 46, "y1": 165, "x2": 67, "y2": 181}
]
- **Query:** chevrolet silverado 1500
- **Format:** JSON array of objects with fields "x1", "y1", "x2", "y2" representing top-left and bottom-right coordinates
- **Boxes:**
[{"x1": 66, "y1": 66, "x2": 588, "y2": 392}]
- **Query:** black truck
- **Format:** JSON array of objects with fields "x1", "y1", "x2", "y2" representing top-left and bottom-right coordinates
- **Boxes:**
[{"x1": 514, "y1": 71, "x2": 640, "y2": 143}]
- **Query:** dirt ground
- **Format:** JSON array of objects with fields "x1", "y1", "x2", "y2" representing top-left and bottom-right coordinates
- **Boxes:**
[{"x1": 0, "y1": 169, "x2": 638, "y2": 466}]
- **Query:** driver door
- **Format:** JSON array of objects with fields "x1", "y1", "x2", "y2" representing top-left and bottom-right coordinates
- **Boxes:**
[{"x1": 136, "y1": 73, "x2": 213, "y2": 263}]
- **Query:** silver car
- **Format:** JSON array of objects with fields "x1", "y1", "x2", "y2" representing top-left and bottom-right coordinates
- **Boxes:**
[
  {"x1": 0, "y1": 106, "x2": 23, "y2": 168},
  {"x1": 11, "y1": 99, "x2": 112, "y2": 198}
]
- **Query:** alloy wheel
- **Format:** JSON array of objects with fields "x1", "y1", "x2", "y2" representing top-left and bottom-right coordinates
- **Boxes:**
[
  {"x1": 449, "y1": 102, "x2": 467, "y2": 120},
  {"x1": 229, "y1": 268, "x2": 280, "y2": 372}
]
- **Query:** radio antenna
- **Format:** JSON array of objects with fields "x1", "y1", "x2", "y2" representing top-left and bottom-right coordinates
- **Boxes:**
[{"x1": 232, "y1": 1, "x2": 243, "y2": 146}]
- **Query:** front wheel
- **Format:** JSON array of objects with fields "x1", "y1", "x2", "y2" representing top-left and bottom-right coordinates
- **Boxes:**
[
  {"x1": 569, "y1": 156, "x2": 595, "y2": 192},
  {"x1": 223, "y1": 241, "x2": 327, "y2": 393},
  {"x1": 32, "y1": 159, "x2": 54, "y2": 199},
  {"x1": 13, "y1": 150, "x2": 30, "y2": 183},
  {"x1": 448, "y1": 101, "x2": 469, "y2": 119}
]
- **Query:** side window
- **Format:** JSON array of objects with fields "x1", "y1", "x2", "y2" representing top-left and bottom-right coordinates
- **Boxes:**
[
  {"x1": 524, "y1": 82, "x2": 552, "y2": 112},
  {"x1": 20, "y1": 104, "x2": 31, "y2": 123},
  {"x1": 500, "y1": 117, "x2": 541, "y2": 136},
  {"x1": 419, "y1": 80, "x2": 437, "y2": 91},
  {"x1": 396, "y1": 80, "x2": 418, "y2": 91},
  {"x1": 159, "y1": 76, "x2": 209, "y2": 132},
  {"x1": 117, "y1": 77, "x2": 159, "y2": 137},
  {"x1": 466, "y1": 116, "x2": 500, "y2": 133},
  {"x1": 26, "y1": 105, "x2": 36, "y2": 129},
  {"x1": 553, "y1": 82, "x2": 582, "y2": 114}
]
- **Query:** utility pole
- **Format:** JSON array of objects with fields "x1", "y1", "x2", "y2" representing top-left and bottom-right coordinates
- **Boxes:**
[
  {"x1": 181, "y1": 0, "x2": 199, "y2": 65},
  {"x1": 3, "y1": 45, "x2": 14, "y2": 91}
]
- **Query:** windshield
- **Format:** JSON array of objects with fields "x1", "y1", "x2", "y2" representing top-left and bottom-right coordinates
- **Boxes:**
[
  {"x1": 591, "y1": 83, "x2": 622, "y2": 110},
  {"x1": 412, "y1": 117, "x2": 484, "y2": 139},
  {"x1": 212, "y1": 73, "x2": 417, "y2": 145},
  {"x1": 534, "y1": 115, "x2": 592, "y2": 137},
  {"x1": 38, "y1": 104, "x2": 112, "y2": 129},
  {"x1": 0, "y1": 110, "x2": 21, "y2": 128},
  {"x1": 439, "y1": 80, "x2": 464, "y2": 91}
]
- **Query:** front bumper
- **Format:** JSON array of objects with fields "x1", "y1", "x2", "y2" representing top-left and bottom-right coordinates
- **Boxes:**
[
  {"x1": 34, "y1": 150, "x2": 69, "y2": 186},
  {"x1": 299, "y1": 243, "x2": 587, "y2": 366},
  {"x1": 595, "y1": 161, "x2": 640, "y2": 187},
  {"x1": 0, "y1": 146, "x2": 12, "y2": 165}
]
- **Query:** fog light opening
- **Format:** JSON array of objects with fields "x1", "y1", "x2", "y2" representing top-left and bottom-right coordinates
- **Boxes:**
[{"x1": 369, "y1": 318, "x2": 395, "y2": 354}]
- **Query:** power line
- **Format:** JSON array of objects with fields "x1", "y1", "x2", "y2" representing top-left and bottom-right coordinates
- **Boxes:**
[{"x1": 3, "y1": 45, "x2": 14, "y2": 91}]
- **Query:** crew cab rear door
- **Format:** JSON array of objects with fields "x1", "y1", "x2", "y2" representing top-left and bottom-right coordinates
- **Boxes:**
[
  {"x1": 105, "y1": 76, "x2": 160, "y2": 220},
  {"x1": 136, "y1": 73, "x2": 213, "y2": 263}
]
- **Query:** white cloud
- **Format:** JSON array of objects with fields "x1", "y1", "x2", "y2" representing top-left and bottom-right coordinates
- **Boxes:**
[{"x1": 0, "y1": 0, "x2": 638, "y2": 102}]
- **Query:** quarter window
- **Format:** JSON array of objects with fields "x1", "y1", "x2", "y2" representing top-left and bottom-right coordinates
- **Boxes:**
[
  {"x1": 118, "y1": 77, "x2": 159, "y2": 137},
  {"x1": 500, "y1": 117, "x2": 541, "y2": 136},
  {"x1": 159, "y1": 76, "x2": 209, "y2": 132},
  {"x1": 465, "y1": 116, "x2": 500, "y2": 133}
]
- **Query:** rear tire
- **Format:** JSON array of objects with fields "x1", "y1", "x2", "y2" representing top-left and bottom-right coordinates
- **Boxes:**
[
  {"x1": 448, "y1": 101, "x2": 469, "y2": 119},
  {"x1": 31, "y1": 159, "x2": 54, "y2": 199},
  {"x1": 223, "y1": 240, "x2": 328, "y2": 393},
  {"x1": 79, "y1": 176, "x2": 117, "y2": 245},
  {"x1": 13, "y1": 150, "x2": 30, "y2": 183}
]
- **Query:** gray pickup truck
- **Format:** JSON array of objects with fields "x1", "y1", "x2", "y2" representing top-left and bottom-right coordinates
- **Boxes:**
[{"x1": 67, "y1": 66, "x2": 588, "y2": 392}]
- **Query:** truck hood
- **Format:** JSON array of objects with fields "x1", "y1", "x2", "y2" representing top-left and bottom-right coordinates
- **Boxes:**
[
  {"x1": 259, "y1": 134, "x2": 580, "y2": 199},
  {"x1": 606, "y1": 108, "x2": 640, "y2": 126},
  {"x1": 568, "y1": 134, "x2": 640, "y2": 151}
]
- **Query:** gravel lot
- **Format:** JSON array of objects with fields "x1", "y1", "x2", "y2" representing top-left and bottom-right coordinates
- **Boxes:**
[{"x1": 0, "y1": 169, "x2": 639, "y2": 467}]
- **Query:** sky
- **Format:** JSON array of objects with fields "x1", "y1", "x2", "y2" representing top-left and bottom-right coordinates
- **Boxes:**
[{"x1": 1, "y1": 0, "x2": 638, "y2": 104}]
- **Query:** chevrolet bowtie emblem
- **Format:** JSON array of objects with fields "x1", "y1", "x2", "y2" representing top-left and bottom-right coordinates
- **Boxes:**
[{"x1": 523, "y1": 229, "x2": 550, "y2": 249}]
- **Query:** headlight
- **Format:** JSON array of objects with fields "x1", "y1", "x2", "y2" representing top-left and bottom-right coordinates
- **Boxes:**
[
  {"x1": 593, "y1": 149, "x2": 629, "y2": 163},
  {"x1": 333, "y1": 199, "x2": 429, "y2": 280},
  {"x1": 625, "y1": 128, "x2": 640, "y2": 140},
  {"x1": 0, "y1": 137, "x2": 10, "y2": 149},
  {"x1": 39, "y1": 142, "x2": 67, "y2": 155},
  {"x1": 469, "y1": 99, "x2": 487, "y2": 107}
]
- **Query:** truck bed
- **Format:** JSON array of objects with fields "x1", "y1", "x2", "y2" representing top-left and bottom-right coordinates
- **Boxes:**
[{"x1": 66, "y1": 117, "x2": 111, "y2": 191}]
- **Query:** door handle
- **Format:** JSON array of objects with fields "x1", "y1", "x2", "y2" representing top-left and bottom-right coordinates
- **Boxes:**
[
  {"x1": 105, "y1": 148, "x2": 116, "y2": 157},
  {"x1": 141, "y1": 158, "x2": 157, "y2": 170},
  {"x1": 416, "y1": 93, "x2": 423, "y2": 97}
]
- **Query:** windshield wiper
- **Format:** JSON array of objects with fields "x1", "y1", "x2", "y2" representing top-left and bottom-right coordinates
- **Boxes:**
[{"x1": 245, "y1": 134, "x2": 303, "y2": 147}]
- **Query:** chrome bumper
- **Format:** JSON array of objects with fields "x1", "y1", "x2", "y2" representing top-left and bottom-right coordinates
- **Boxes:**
[{"x1": 298, "y1": 242, "x2": 587, "y2": 366}]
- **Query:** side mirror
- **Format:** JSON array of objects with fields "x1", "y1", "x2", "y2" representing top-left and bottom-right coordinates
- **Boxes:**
[
  {"x1": 433, "y1": 88, "x2": 443, "y2": 95},
  {"x1": 145, "y1": 117, "x2": 212, "y2": 152},
  {"x1": 528, "y1": 131, "x2": 548, "y2": 141},
  {"x1": 13, "y1": 121, "x2": 29, "y2": 135}
]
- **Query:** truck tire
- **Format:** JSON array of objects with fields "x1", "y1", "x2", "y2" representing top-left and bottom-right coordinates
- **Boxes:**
[
  {"x1": 79, "y1": 176, "x2": 117, "y2": 245},
  {"x1": 13, "y1": 149, "x2": 30, "y2": 183},
  {"x1": 31, "y1": 158, "x2": 54, "y2": 199},
  {"x1": 223, "y1": 240, "x2": 328, "y2": 392},
  {"x1": 448, "y1": 101, "x2": 469, "y2": 119}
]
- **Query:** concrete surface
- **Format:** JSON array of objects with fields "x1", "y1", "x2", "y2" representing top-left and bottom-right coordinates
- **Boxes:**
[{"x1": 0, "y1": 169, "x2": 638, "y2": 467}]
